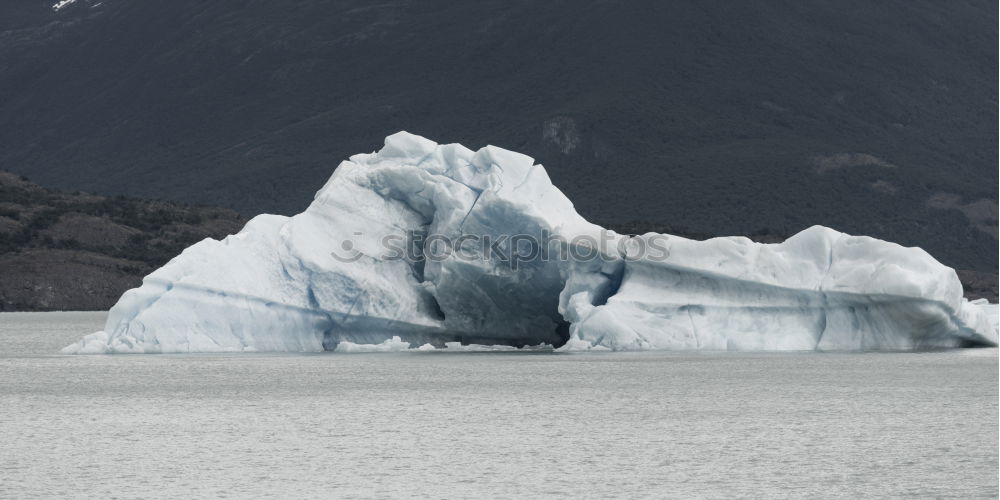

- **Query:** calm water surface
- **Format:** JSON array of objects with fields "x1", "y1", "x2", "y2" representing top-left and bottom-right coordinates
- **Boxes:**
[{"x1": 1, "y1": 312, "x2": 997, "y2": 498}]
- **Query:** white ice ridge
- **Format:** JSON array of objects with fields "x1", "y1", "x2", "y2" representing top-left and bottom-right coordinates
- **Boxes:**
[{"x1": 63, "y1": 132, "x2": 998, "y2": 353}]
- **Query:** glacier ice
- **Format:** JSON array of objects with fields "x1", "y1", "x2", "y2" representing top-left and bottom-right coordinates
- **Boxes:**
[
  {"x1": 563, "y1": 228, "x2": 998, "y2": 350},
  {"x1": 63, "y1": 132, "x2": 998, "y2": 353},
  {"x1": 335, "y1": 336, "x2": 413, "y2": 353}
]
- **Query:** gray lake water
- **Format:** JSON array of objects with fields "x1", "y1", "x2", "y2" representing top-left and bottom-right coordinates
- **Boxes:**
[{"x1": 0, "y1": 312, "x2": 997, "y2": 498}]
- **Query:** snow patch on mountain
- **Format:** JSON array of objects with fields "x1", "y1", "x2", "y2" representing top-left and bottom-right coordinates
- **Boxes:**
[
  {"x1": 52, "y1": 0, "x2": 79, "y2": 11},
  {"x1": 52, "y1": 0, "x2": 103, "y2": 12}
]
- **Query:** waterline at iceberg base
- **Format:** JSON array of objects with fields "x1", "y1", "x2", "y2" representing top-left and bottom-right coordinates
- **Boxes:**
[{"x1": 64, "y1": 133, "x2": 998, "y2": 353}]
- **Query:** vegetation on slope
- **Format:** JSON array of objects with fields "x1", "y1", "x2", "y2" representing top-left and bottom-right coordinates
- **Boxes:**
[{"x1": 0, "y1": 171, "x2": 246, "y2": 310}]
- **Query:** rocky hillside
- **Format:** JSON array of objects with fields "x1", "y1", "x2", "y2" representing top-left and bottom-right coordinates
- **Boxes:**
[{"x1": 0, "y1": 171, "x2": 246, "y2": 311}]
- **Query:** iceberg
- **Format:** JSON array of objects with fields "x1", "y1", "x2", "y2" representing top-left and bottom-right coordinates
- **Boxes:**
[{"x1": 63, "y1": 132, "x2": 998, "y2": 353}]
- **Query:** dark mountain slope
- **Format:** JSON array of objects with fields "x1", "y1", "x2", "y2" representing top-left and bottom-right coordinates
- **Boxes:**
[{"x1": 0, "y1": 0, "x2": 996, "y2": 272}]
